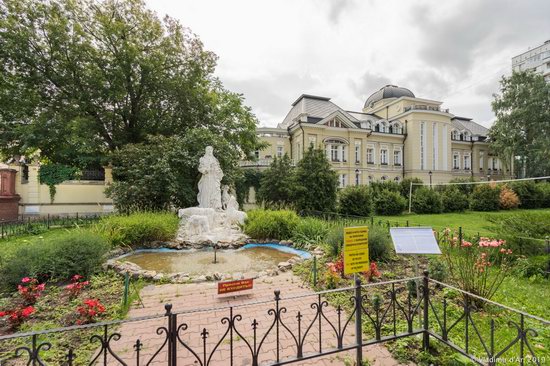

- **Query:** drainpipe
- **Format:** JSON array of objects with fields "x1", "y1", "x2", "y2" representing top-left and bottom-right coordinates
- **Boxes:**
[
  {"x1": 288, "y1": 125, "x2": 293, "y2": 161},
  {"x1": 402, "y1": 120, "x2": 408, "y2": 179},
  {"x1": 299, "y1": 122, "x2": 305, "y2": 159}
]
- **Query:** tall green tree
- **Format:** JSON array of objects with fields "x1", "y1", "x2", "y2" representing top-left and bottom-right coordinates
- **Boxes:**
[
  {"x1": 490, "y1": 71, "x2": 550, "y2": 177},
  {"x1": 257, "y1": 154, "x2": 295, "y2": 208},
  {"x1": 0, "y1": 0, "x2": 259, "y2": 167},
  {"x1": 292, "y1": 147, "x2": 338, "y2": 212}
]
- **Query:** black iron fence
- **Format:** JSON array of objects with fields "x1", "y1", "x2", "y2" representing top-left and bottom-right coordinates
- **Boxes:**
[
  {"x1": 0, "y1": 213, "x2": 104, "y2": 240},
  {"x1": 0, "y1": 273, "x2": 548, "y2": 365}
]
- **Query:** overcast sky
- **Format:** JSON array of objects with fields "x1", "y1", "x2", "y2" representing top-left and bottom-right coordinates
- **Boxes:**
[{"x1": 145, "y1": 0, "x2": 550, "y2": 128}]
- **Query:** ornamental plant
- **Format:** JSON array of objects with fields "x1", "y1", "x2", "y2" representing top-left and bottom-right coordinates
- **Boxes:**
[
  {"x1": 17, "y1": 277, "x2": 45, "y2": 305},
  {"x1": 440, "y1": 229, "x2": 513, "y2": 301},
  {"x1": 65, "y1": 275, "x2": 90, "y2": 299},
  {"x1": 363, "y1": 262, "x2": 381, "y2": 282},
  {"x1": 499, "y1": 185, "x2": 520, "y2": 209},
  {"x1": 76, "y1": 299, "x2": 106, "y2": 325},
  {"x1": 0, "y1": 306, "x2": 35, "y2": 329}
]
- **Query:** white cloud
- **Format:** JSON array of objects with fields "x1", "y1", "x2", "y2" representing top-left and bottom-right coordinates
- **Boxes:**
[{"x1": 145, "y1": 0, "x2": 550, "y2": 127}]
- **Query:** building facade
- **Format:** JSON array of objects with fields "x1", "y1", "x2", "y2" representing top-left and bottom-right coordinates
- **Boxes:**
[
  {"x1": 512, "y1": 40, "x2": 550, "y2": 82},
  {"x1": 242, "y1": 85, "x2": 507, "y2": 187}
]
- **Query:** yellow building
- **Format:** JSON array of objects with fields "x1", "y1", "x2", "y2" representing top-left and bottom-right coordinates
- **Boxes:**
[{"x1": 243, "y1": 85, "x2": 507, "y2": 187}]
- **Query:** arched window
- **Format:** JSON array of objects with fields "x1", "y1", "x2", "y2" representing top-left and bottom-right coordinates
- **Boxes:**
[
  {"x1": 463, "y1": 131, "x2": 470, "y2": 141},
  {"x1": 381, "y1": 175, "x2": 388, "y2": 181},
  {"x1": 392, "y1": 122, "x2": 403, "y2": 134},
  {"x1": 379, "y1": 121, "x2": 388, "y2": 133},
  {"x1": 374, "y1": 123, "x2": 380, "y2": 132},
  {"x1": 451, "y1": 130, "x2": 459, "y2": 140}
]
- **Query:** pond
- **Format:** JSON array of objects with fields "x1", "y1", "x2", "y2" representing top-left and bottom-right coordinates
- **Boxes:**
[{"x1": 118, "y1": 244, "x2": 311, "y2": 275}]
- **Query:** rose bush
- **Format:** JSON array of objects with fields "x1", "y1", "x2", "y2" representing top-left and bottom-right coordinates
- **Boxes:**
[
  {"x1": 17, "y1": 277, "x2": 45, "y2": 305},
  {"x1": 441, "y1": 229, "x2": 513, "y2": 301},
  {"x1": 76, "y1": 299, "x2": 106, "y2": 325},
  {"x1": 0, "y1": 306, "x2": 35, "y2": 329}
]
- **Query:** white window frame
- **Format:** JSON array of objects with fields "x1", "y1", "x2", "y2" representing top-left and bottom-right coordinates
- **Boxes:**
[
  {"x1": 366, "y1": 146, "x2": 375, "y2": 164},
  {"x1": 276, "y1": 146, "x2": 284, "y2": 158},
  {"x1": 393, "y1": 149, "x2": 402, "y2": 166},
  {"x1": 380, "y1": 148, "x2": 388, "y2": 165},
  {"x1": 354, "y1": 142, "x2": 361, "y2": 163},
  {"x1": 464, "y1": 154, "x2": 471, "y2": 170},
  {"x1": 453, "y1": 152, "x2": 460, "y2": 169}
]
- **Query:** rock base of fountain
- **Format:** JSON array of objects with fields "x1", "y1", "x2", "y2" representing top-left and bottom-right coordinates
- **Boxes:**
[{"x1": 175, "y1": 206, "x2": 248, "y2": 246}]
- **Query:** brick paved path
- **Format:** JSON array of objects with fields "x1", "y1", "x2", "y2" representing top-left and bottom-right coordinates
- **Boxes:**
[{"x1": 106, "y1": 273, "x2": 413, "y2": 366}]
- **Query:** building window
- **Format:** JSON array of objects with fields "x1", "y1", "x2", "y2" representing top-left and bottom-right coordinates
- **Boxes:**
[
  {"x1": 368, "y1": 175, "x2": 374, "y2": 184},
  {"x1": 381, "y1": 176, "x2": 388, "y2": 181},
  {"x1": 464, "y1": 154, "x2": 471, "y2": 170},
  {"x1": 479, "y1": 152, "x2": 484, "y2": 171},
  {"x1": 308, "y1": 136, "x2": 316, "y2": 147},
  {"x1": 276, "y1": 146, "x2": 283, "y2": 158},
  {"x1": 380, "y1": 122, "x2": 388, "y2": 133},
  {"x1": 21, "y1": 164, "x2": 29, "y2": 184},
  {"x1": 432, "y1": 123, "x2": 438, "y2": 170},
  {"x1": 254, "y1": 150, "x2": 260, "y2": 159},
  {"x1": 380, "y1": 149, "x2": 388, "y2": 165},
  {"x1": 451, "y1": 130, "x2": 459, "y2": 140},
  {"x1": 339, "y1": 174, "x2": 347, "y2": 188},
  {"x1": 327, "y1": 119, "x2": 343, "y2": 128},
  {"x1": 393, "y1": 150, "x2": 402, "y2": 166},
  {"x1": 355, "y1": 172, "x2": 360, "y2": 186},
  {"x1": 463, "y1": 132, "x2": 470, "y2": 141},
  {"x1": 394, "y1": 176, "x2": 400, "y2": 182},
  {"x1": 341, "y1": 145, "x2": 347, "y2": 162},
  {"x1": 331, "y1": 145, "x2": 339, "y2": 162},
  {"x1": 366, "y1": 148, "x2": 374, "y2": 164},
  {"x1": 453, "y1": 153, "x2": 460, "y2": 169},
  {"x1": 492, "y1": 158, "x2": 498, "y2": 170},
  {"x1": 354, "y1": 143, "x2": 361, "y2": 164}
]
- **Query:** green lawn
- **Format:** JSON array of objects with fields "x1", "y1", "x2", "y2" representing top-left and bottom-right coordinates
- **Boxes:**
[{"x1": 376, "y1": 208, "x2": 550, "y2": 237}]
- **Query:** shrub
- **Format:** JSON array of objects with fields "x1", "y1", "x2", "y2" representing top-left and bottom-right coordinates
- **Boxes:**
[
  {"x1": 324, "y1": 225, "x2": 344, "y2": 258},
  {"x1": 0, "y1": 230, "x2": 109, "y2": 290},
  {"x1": 76, "y1": 299, "x2": 106, "y2": 325},
  {"x1": 243, "y1": 209, "x2": 299, "y2": 240},
  {"x1": 440, "y1": 230, "x2": 513, "y2": 300},
  {"x1": 411, "y1": 188, "x2": 443, "y2": 214},
  {"x1": 441, "y1": 187, "x2": 469, "y2": 212},
  {"x1": 292, "y1": 218, "x2": 329, "y2": 249},
  {"x1": 367, "y1": 225, "x2": 394, "y2": 262},
  {"x1": 370, "y1": 181, "x2": 400, "y2": 199},
  {"x1": 338, "y1": 186, "x2": 374, "y2": 217},
  {"x1": 512, "y1": 256, "x2": 550, "y2": 278},
  {"x1": 0, "y1": 306, "x2": 35, "y2": 329},
  {"x1": 400, "y1": 178, "x2": 423, "y2": 199},
  {"x1": 375, "y1": 190, "x2": 407, "y2": 215},
  {"x1": 428, "y1": 259, "x2": 448, "y2": 283},
  {"x1": 499, "y1": 185, "x2": 520, "y2": 209},
  {"x1": 488, "y1": 212, "x2": 550, "y2": 256},
  {"x1": 95, "y1": 212, "x2": 179, "y2": 247},
  {"x1": 470, "y1": 184, "x2": 500, "y2": 211},
  {"x1": 449, "y1": 177, "x2": 476, "y2": 195},
  {"x1": 509, "y1": 181, "x2": 544, "y2": 209},
  {"x1": 540, "y1": 183, "x2": 550, "y2": 208}
]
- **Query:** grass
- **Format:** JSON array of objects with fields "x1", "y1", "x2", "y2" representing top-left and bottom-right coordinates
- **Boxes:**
[{"x1": 377, "y1": 208, "x2": 550, "y2": 237}]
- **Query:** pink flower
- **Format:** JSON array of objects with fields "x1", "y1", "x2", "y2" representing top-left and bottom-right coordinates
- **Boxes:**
[{"x1": 21, "y1": 277, "x2": 31, "y2": 283}]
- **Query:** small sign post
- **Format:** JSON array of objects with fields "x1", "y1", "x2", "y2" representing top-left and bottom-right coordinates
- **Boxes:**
[
  {"x1": 343, "y1": 226, "x2": 369, "y2": 275},
  {"x1": 217, "y1": 278, "x2": 254, "y2": 296}
]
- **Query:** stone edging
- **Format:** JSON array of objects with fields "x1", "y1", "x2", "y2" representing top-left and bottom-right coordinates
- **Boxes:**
[{"x1": 103, "y1": 239, "x2": 325, "y2": 284}]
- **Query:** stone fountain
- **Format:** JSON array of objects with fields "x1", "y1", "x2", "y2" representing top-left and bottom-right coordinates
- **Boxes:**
[{"x1": 176, "y1": 146, "x2": 247, "y2": 246}]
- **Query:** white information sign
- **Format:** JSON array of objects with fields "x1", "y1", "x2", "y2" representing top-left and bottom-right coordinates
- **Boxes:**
[{"x1": 390, "y1": 227, "x2": 441, "y2": 255}]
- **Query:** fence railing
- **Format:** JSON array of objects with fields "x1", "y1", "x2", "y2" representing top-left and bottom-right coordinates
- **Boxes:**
[
  {"x1": 0, "y1": 213, "x2": 104, "y2": 240},
  {"x1": 0, "y1": 273, "x2": 548, "y2": 365}
]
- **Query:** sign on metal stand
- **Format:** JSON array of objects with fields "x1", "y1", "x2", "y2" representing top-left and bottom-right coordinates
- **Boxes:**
[{"x1": 343, "y1": 226, "x2": 369, "y2": 275}]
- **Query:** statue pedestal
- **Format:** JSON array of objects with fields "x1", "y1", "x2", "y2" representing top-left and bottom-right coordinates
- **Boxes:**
[
  {"x1": 0, "y1": 167, "x2": 20, "y2": 221},
  {"x1": 176, "y1": 207, "x2": 248, "y2": 245}
]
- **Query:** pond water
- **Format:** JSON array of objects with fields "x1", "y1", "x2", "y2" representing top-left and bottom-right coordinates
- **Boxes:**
[{"x1": 120, "y1": 245, "x2": 310, "y2": 275}]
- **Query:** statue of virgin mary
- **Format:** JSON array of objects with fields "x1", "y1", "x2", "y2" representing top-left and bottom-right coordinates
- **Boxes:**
[{"x1": 197, "y1": 146, "x2": 223, "y2": 210}]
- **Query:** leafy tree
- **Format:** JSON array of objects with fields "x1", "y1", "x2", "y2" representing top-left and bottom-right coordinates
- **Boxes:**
[
  {"x1": 0, "y1": 0, "x2": 259, "y2": 167},
  {"x1": 490, "y1": 71, "x2": 550, "y2": 177},
  {"x1": 292, "y1": 147, "x2": 338, "y2": 212},
  {"x1": 105, "y1": 130, "x2": 240, "y2": 212},
  {"x1": 411, "y1": 188, "x2": 443, "y2": 214},
  {"x1": 338, "y1": 185, "x2": 374, "y2": 216},
  {"x1": 400, "y1": 178, "x2": 423, "y2": 199},
  {"x1": 257, "y1": 154, "x2": 295, "y2": 209},
  {"x1": 470, "y1": 184, "x2": 500, "y2": 212}
]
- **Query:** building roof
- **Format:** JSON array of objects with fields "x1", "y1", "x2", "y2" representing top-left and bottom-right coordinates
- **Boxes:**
[
  {"x1": 364, "y1": 85, "x2": 415, "y2": 108},
  {"x1": 279, "y1": 94, "x2": 359, "y2": 128},
  {"x1": 451, "y1": 117, "x2": 489, "y2": 137}
]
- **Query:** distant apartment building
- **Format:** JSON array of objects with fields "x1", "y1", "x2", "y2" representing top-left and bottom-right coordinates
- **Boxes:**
[
  {"x1": 241, "y1": 85, "x2": 507, "y2": 188},
  {"x1": 512, "y1": 40, "x2": 550, "y2": 82}
]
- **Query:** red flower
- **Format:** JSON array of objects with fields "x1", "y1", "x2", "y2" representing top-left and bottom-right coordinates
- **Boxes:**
[
  {"x1": 21, "y1": 306, "x2": 34, "y2": 317},
  {"x1": 0, "y1": 311, "x2": 7, "y2": 317},
  {"x1": 21, "y1": 277, "x2": 31, "y2": 283}
]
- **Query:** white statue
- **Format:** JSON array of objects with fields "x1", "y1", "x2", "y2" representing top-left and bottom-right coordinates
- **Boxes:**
[
  {"x1": 221, "y1": 185, "x2": 230, "y2": 210},
  {"x1": 197, "y1": 146, "x2": 223, "y2": 210},
  {"x1": 176, "y1": 146, "x2": 248, "y2": 244}
]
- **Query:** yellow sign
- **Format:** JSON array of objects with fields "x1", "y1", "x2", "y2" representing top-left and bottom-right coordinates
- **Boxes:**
[{"x1": 343, "y1": 226, "x2": 369, "y2": 275}]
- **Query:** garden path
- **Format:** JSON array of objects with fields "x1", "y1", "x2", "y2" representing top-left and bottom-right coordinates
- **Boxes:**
[{"x1": 109, "y1": 273, "x2": 412, "y2": 366}]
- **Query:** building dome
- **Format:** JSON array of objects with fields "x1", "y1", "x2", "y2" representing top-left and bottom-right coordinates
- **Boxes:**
[{"x1": 364, "y1": 85, "x2": 415, "y2": 108}]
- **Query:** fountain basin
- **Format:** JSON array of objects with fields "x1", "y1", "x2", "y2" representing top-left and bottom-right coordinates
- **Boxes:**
[{"x1": 105, "y1": 244, "x2": 311, "y2": 283}]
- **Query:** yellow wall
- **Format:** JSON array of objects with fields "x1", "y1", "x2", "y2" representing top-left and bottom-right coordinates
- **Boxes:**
[{"x1": 10, "y1": 164, "x2": 113, "y2": 216}]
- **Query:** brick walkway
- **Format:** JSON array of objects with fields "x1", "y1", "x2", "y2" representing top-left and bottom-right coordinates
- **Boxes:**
[{"x1": 107, "y1": 273, "x2": 413, "y2": 365}]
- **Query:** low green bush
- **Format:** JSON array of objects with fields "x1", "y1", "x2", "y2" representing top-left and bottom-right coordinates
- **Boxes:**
[
  {"x1": 95, "y1": 212, "x2": 179, "y2": 247},
  {"x1": 399, "y1": 178, "x2": 423, "y2": 199},
  {"x1": 411, "y1": 188, "x2": 443, "y2": 214},
  {"x1": 375, "y1": 190, "x2": 407, "y2": 215},
  {"x1": 292, "y1": 217, "x2": 329, "y2": 249},
  {"x1": 441, "y1": 187, "x2": 469, "y2": 212},
  {"x1": 368, "y1": 225, "x2": 394, "y2": 262},
  {"x1": 337, "y1": 186, "x2": 374, "y2": 217},
  {"x1": 489, "y1": 211, "x2": 550, "y2": 256},
  {"x1": 539, "y1": 183, "x2": 550, "y2": 208},
  {"x1": 470, "y1": 184, "x2": 500, "y2": 211},
  {"x1": 323, "y1": 225, "x2": 344, "y2": 258},
  {"x1": 244, "y1": 209, "x2": 299, "y2": 240},
  {"x1": 513, "y1": 256, "x2": 550, "y2": 278},
  {"x1": 0, "y1": 230, "x2": 109, "y2": 290},
  {"x1": 509, "y1": 181, "x2": 544, "y2": 209}
]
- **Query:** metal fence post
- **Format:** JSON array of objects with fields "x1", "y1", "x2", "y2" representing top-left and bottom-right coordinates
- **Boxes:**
[
  {"x1": 354, "y1": 275, "x2": 363, "y2": 365},
  {"x1": 422, "y1": 271, "x2": 430, "y2": 351},
  {"x1": 165, "y1": 304, "x2": 176, "y2": 366},
  {"x1": 312, "y1": 256, "x2": 317, "y2": 286}
]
